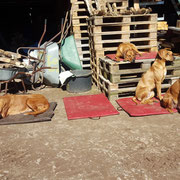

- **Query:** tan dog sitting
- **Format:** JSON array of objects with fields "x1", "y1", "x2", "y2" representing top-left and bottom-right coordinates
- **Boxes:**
[
  {"x1": 161, "y1": 78, "x2": 180, "y2": 113},
  {"x1": 115, "y1": 42, "x2": 141, "y2": 62},
  {"x1": 132, "y1": 49, "x2": 174, "y2": 104},
  {"x1": 0, "y1": 94, "x2": 50, "y2": 118}
]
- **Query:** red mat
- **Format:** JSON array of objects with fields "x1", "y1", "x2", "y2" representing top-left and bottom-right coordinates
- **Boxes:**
[
  {"x1": 116, "y1": 97, "x2": 177, "y2": 117},
  {"x1": 106, "y1": 52, "x2": 157, "y2": 61},
  {"x1": 63, "y1": 93, "x2": 119, "y2": 120}
]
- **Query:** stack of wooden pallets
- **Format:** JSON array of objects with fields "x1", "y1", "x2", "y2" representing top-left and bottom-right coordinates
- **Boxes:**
[
  {"x1": 70, "y1": 0, "x2": 91, "y2": 69},
  {"x1": 87, "y1": 13, "x2": 158, "y2": 85},
  {"x1": 70, "y1": 0, "x2": 180, "y2": 102},
  {"x1": 98, "y1": 55, "x2": 180, "y2": 102}
]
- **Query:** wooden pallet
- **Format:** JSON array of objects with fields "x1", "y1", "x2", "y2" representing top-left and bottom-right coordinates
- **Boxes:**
[
  {"x1": 99, "y1": 74, "x2": 178, "y2": 102},
  {"x1": 88, "y1": 14, "x2": 158, "y2": 57},
  {"x1": 98, "y1": 56, "x2": 180, "y2": 101},
  {"x1": 100, "y1": 56, "x2": 180, "y2": 83},
  {"x1": 99, "y1": 57, "x2": 153, "y2": 83}
]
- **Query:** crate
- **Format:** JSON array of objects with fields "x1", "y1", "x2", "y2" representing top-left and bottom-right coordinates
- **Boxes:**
[{"x1": 99, "y1": 56, "x2": 180, "y2": 102}]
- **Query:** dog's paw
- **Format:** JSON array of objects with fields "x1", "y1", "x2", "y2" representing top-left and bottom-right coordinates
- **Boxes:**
[
  {"x1": 166, "y1": 108, "x2": 174, "y2": 114},
  {"x1": 159, "y1": 96, "x2": 163, "y2": 101}
]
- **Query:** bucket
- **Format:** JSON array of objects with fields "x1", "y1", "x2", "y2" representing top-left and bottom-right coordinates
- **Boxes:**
[{"x1": 66, "y1": 70, "x2": 92, "y2": 93}]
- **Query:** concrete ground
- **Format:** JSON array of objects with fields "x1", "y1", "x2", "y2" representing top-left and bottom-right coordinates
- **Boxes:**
[{"x1": 0, "y1": 85, "x2": 180, "y2": 180}]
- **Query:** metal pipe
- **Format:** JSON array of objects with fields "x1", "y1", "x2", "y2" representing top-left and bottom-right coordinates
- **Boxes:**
[{"x1": 38, "y1": 19, "x2": 47, "y2": 48}]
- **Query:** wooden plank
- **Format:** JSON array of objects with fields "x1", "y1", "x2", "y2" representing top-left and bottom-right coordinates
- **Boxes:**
[
  {"x1": 0, "y1": 57, "x2": 14, "y2": 63},
  {"x1": 92, "y1": 37, "x2": 156, "y2": 44},
  {"x1": 72, "y1": 15, "x2": 89, "y2": 20},
  {"x1": 89, "y1": 29, "x2": 157, "y2": 36},
  {"x1": 89, "y1": 21, "x2": 157, "y2": 26},
  {"x1": 93, "y1": 45, "x2": 157, "y2": 53},
  {"x1": 87, "y1": 14, "x2": 157, "y2": 20}
]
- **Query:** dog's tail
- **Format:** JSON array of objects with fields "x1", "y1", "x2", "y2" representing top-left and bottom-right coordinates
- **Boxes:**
[
  {"x1": 132, "y1": 96, "x2": 139, "y2": 105},
  {"x1": 25, "y1": 104, "x2": 50, "y2": 116}
]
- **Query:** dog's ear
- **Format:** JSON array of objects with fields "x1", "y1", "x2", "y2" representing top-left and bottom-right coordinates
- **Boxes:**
[{"x1": 157, "y1": 49, "x2": 166, "y2": 59}]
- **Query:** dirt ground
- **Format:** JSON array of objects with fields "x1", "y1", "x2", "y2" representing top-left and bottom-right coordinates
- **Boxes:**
[{"x1": 0, "y1": 85, "x2": 180, "y2": 180}]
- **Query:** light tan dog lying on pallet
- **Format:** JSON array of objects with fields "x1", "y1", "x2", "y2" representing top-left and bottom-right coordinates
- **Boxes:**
[
  {"x1": 132, "y1": 49, "x2": 174, "y2": 104},
  {"x1": 0, "y1": 94, "x2": 50, "y2": 118},
  {"x1": 115, "y1": 42, "x2": 141, "y2": 63},
  {"x1": 161, "y1": 78, "x2": 180, "y2": 113}
]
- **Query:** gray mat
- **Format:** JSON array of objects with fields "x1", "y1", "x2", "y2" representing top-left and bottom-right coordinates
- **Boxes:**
[{"x1": 0, "y1": 102, "x2": 57, "y2": 125}]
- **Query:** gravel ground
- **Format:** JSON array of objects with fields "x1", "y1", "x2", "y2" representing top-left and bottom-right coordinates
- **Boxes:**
[{"x1": 0, "y1": 85, "x2": 180, "y2": 180}]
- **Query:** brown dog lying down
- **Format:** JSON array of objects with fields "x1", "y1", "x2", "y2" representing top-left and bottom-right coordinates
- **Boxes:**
[
  {"x1": 161, "y1": 79, "x2": 180, "y2": 113},
  {"x1": 0, "y1": 94, "x2": 50, "y2": 118},
  {"x1": 132, "y1": 49, "x2": 174, "y2": 104},
  {"x1": 115, "y1": 42, "x2": 141, "y2": 62}
]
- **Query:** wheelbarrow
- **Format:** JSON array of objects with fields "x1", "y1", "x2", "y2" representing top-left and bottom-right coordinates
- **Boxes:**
[
  {"x1": 0, "y1": 66, "x2": 53, "y2": 94},
  {"x1": 16, "y1": 16, "x2": 66, "y2": 88},
  {"x1": 16, "y1": 19, "x2": 49, "y2": 90}
]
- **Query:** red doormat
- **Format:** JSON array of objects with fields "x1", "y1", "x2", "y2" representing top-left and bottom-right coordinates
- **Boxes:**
[
  {"x1": 116, "y1": 97, "x2": 177, "y2": 117},
  {"x1": 63, "y1": 93, "x2": 119, "y2": 120},
  {"x1": 106, "y1": 52, "x2": 157, "y2": 61}
]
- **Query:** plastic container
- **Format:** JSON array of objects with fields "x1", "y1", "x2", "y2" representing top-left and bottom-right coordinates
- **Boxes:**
[
  {"x1": 61, "y1": 35, "x2": 82, "y2": 70},
  {"x1": 66, "y1": 70, "x2": 92, "y2": 93}
]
